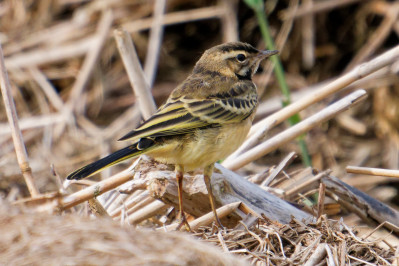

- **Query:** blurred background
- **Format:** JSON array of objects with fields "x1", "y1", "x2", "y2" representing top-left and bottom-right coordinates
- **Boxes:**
[{"x1": 0, "y1": 0, "x2": 399, "y2": 211}]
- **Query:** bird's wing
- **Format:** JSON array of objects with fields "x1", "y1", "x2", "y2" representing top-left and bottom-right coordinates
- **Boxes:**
[{"x1": 119, "y1": 82, "x2": 257, "y2": 141}]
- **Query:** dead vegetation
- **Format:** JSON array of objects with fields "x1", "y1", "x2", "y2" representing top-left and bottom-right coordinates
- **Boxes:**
[{"x1": 1, "y1": 0, "x2": 399, "y2": 265}]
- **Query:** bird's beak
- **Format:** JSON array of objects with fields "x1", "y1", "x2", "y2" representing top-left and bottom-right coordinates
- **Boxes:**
[{"x1": 257, "y1": 50, "x2": 279, "y2": 59}]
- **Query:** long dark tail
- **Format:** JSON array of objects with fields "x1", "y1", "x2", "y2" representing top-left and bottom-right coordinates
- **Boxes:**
[{"x1": 67, "y1": 143, "x2": 146, "y2": 180}]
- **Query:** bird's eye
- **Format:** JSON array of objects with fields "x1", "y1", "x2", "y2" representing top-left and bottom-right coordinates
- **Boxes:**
[{"x1": 236, "y1": 54, "x2": 246, "y2": 62}]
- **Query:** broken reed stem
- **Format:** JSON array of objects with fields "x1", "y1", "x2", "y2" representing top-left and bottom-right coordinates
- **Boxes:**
[
  {"x1": 317, "y1": 183, "x2": 326, "y2": 220},
  {"x1": 226, "y1": 44, "x2": 399, "y2": 163},
  {"x1": 223, "y1": 90, "x2": 367, "y2": 170},
  {"x1": 0, "y1": 45, "x2": 39, "y2": 197},
  {"x1": 346, "y1": 166, "x2": 399, "y2": 178},
  {"x1": 114, "y1": 28, "x2": 157, "y2": 119},
  {"x1": 61, "y1": 169, "x2": 134, "y2": 210},
  {"x1": 261, "y1": 151, "x2": 296, "y2": 187},
  {"x1": 144, "y1": 0, "x2": 166, "y2": 87}
]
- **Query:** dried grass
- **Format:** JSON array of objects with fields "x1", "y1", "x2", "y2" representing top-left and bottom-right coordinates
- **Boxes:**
[
  {"x1": 0, "y1": 201, "x2": 246, "y2": 266},
  {"x1": 195, "y1": 216, "x2": 396, "y2": 265}
]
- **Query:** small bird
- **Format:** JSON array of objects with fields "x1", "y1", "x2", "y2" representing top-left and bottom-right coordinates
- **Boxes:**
[{"x1": 67, "y1": 42, "x2": 278, "y2": 229}]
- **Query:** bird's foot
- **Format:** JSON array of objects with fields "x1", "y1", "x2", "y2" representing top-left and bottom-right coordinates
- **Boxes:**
[{"x1": 176, "y1": 214, "x2": 192, "y2": 232}]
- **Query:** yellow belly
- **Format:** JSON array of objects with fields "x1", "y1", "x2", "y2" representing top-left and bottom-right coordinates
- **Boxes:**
[{"x1": 146, "y1": 120, "x2": 251, "y2": 171}]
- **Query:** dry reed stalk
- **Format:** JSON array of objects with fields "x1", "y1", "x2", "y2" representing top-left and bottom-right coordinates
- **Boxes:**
[
  {"x1": 260, "y1": 151, "x2": 296, "y2": 187},
  {"x1": 301, "y1": 0, "x2": 315, "y2": 69},
  {"x1": 0, "y1": 113, "x2": 65, "y2": 136},
  {"x1": 223, "y1": 90, "x2": 367, "y2": 170},
  {"x1": 317, "y1": 183, "x2": 326, "y2": 220},
  {"x1": 0, "y1": 44, "x2": 39, "y2": 197},
  {"x1": 114, "y1": 28, "x2": 157, "y2": 119},
  {"x1": 346, "y1": 166, "x2": 399, "y2": 178},
  {"x1": 164, "y1": 202, "x2": 243, "y2": 231},
  {"x1": 219, "y1": 0, "x2": 239, "y2": 42},
  {"x1": 103, "y1": 105, "x2": 141, "y2": 139},
  {"x1": 61, "y1": 168, "x2": 134, "y2": 210},
  {"x1": 126, "y1": 199, "x2": 167, "y2": 224},
  {"x1": 144, "y1": 0, "x2": 166, "y2": 87},
  {"x1": 5, "y1": 36, "x2": 97, "y2": 69},
  {"x1": 280, "y1": 0, "x2": 363, "y2": 20},
  {"x1": 67, "y1": 10, "x2": 113, "y2": 110},
  {"x1": 285, "y1": 170, "x2": 331, "y2": 197},
  {"x1": 122, "y1": 6, "x2": 225, "y2": 33},
  {"x1": 345, "y1": 2, "x2": 399, "y2": 71},
  {"x1": 110, "y1": 191, "x2": 150, "y2": 218},
  {"x1": 28, "y1": 67, "x2": 64, "y2": 111}
]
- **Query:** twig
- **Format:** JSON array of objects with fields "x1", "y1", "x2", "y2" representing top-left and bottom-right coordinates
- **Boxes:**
[
  {"x1": 114, "y1": 28, "x2": 157, "y2": 119},
  {"x1": 285, "y1": 170, "x2": 331, "y2": 197},
  {"x1": 28, "y1": 67, "x2": 64, "y2": 111},
  {"x1": 325, "y1": 245, "x2": 335, "y2": 266},
  {"x1": 223, "y1": 90, "x2": 367, "y2": 170},
  {"x1": 226, "y1": 44, "x2": 399, "y2": 163},
  {"x1": 122, "y1": 6, "x2": 225, "y2": 33},
  {"x1": 217, "y1": 231, "x2": 229, "y2": 252},
  {"x1": 144, "y1": 0, "x2": 166, "y2": 87},
  {"x1": 0, "y1": 113, "x2": 65, "y2": 136},
  {"x1": 5, "y1": 36, "x2": 97, "y2": 69},
  {"x1": 363, "y1": 221, "x2": 399, "y2": 240},
  {"x1": 0, "y1": 44, "x2": 39, "y2": 197},
  {"x1": 348, "y1": 255, "x2": 375, "y2": 266},
  {"x1": 345, "y1": 2, "x2": 399, "y2": 71},
  {"x1": 261, "y1": 151, "x2": 296, "y2": 187},
  {"x1": 88, "y1": 198, "x2": 111, "y2": 218},
  {"x1": 67, "y1": 10, "x2": 113, "y2": 109},
  {"x1": 346, "y1": 166, "x2": 399, "y2": 178},
  {"x1": 304, "y1": 243, "x2": 327, "y2": 266},
  {"x1": 280, "y1": 0, "x2": 363, "y2": 20}
]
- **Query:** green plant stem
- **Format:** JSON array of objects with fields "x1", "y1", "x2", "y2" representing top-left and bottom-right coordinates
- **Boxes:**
[{"x1": 246, "y1": 0, "x2": 312, "y2": 166}]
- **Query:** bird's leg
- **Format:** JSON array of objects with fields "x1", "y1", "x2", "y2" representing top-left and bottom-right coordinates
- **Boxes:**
[
  {"x1": 204, "y1": 164, "x2": 224, "y2": 229},
  {"x1": 175, "y1": 165, "x2": 191, "y2": 231}
]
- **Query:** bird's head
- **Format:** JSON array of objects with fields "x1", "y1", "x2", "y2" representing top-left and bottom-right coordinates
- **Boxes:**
[{"x1": 194, "y1": 42, "x2": 278, "y2": 80}]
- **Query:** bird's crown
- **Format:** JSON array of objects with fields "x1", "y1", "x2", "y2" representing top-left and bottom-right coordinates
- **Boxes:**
[{"x1": 193, "y1": 42, "x2": 278, "y2": 80}]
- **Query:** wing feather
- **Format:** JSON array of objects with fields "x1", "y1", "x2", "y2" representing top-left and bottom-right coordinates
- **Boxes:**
[{"x1": 119, "y1": 82, "x2": 257, "y2": 142}]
